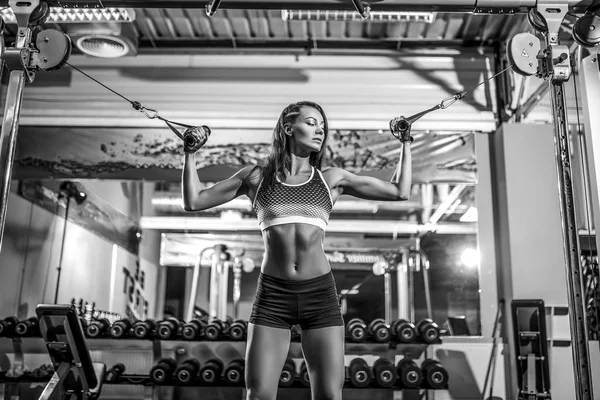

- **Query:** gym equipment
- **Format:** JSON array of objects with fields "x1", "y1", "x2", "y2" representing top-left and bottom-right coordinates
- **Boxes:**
[
  {"x1": 157, "y1": 317, "x2": 181, "y2": 340},
  {"x1": 416, "y1": 318, "x2": 440, "y2": 343},
  {"x1": 15, "y1": 317, "x2": 40, "y2": 337},
  {"x1": 279, "y1": 359, "x2": 296, "y2": 387},
  {"x1": 299, "y1": 361, "x2": 311, "y2": 387},
  {"x1": 109, "y1": 319, "x2": 132, "y2": 338},
  {"x1": 85, "y1": 318, "x2": 110, "y2": 338},
  {"x1": 348, "y1": 358, "x2": 372, "y2": 388},
  {"x1": 226, "y1": 319, "x2": 247, "y2": 341},
  {"x1": 133, "y1": 319, "x2": 157, "y2": 339},
  {"x1": 396, "y1": 359, "x2": 423, "y2": 389},
  {"x1": 105, "y1": 363, "x2": 125, "y2": 383},
  {"x1": 175, "y1": 359, "x2": 201, "y2": 384},
  {"x1": 205, "y1": 319, "x2": 230, "y2": 340},
  {"x1": 35, "y1": 304, "x2": 106, "y2": 400},
  {"x1": 182, "y1": 318, "x2": 207, "y2": 340},
  {"x1": 511, "y1": 299, "x2": 551, "y2": 399},
  {"x1": 421, "y1": 359, "x2": 449, "y2": 390},
  {"x1": 223, "y1": 358, "x2": 245, "y2": 385},
  {"x1": 372, "y1": 358, "x2": 397, "y2": 388},
  {"x1": 0, "y1": 316, "x2": 19, "y2": 337},
  {"x1": 573, "y1": 3, "x2": 600, "y2": 47},
  {"x1": 149, "y1": 358, "x2": 177, "y2": 384},
  {"x1": 199, "y1": 358, "x2": 223, "y2": 384},
  {"x1": 345, "y1": 318, "x2": 367, "y2": 342},
  {"x1": 367, "y1": 318, "x2": 391, "y2": 343},
  {"x1": 390, "y1": 318, "x2": 417, "y2": 343}
]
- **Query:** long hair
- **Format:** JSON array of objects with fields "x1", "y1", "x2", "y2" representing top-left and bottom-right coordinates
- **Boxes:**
[{"x1": 261, "y1": 101, "x2": 329, "y2": 188}]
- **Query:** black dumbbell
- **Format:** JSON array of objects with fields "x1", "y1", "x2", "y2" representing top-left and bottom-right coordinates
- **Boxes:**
[
  {"x1": 367, "y1": 319, "x2": 391, "y2": 343},
  {"x1": 390, "y1": 319, "x2": 417, "y2": 343},
  {"x1": 205, "y1": 319, "x2": 230, "y2": 341},
  {"x1": 279, "y1": 359, "x2": 296, "y2": 387},
  {"x1": 299, "y1": 361, "x2": 311, "y2": 387},
  {"x1": 416, "y1": 318, "x2": 440, "y2": 344},
  {"x1": 15, "y1": 317, "x2": 40, "y2": 337},
  {"x1": 345, "y1": 318, "x2": 367, "y2": 342},
  {"x1": 348, "y1": 358, "x2": 372, "y2": 388},
  {"x1": 86, "y1": 318, "x2": 110, "y2": 338},
  {"x1": 150, "y1": 358, "x2": 177, "y2": 384},
  {"x1": 291, "y1": 324, "x2": 302, "y2": 341},
  {"x1": 0, "y1": 316, "x2": 19, "y2": 337},
  {"x1": 373, "y1": 358, "x2": 397, "y2": 388},
  {"x1": 200, "y1": 358, "x2": 224, "y2": 384},
  {"x1": 133, "y1": 319, "x2": 157, "y2": 339},
  {"x1": 223, "y1": 358, "x2": 245, "y2": 385},
  {"x1": 226, "y1": 320, "x2": 247, "y2": 341},
  {"x1": 396, "y1": 359, "x2": 423, "y2": 389},
  {"x1": 421, "y1": 359, "x2": 449, "y2": 389},
  {"x1": 105, "y1": 363, "x2": 125, "y2": 383},
  {"x1": 110, "y1": 319, "x2": 133, "y2": 338},
  {"x1": 182, "y1": 319, "x2": 207, "y2": 340},
  {"x1": 175, "y1": 359, "x2": 201, "y2": 384},
  {"x1": 157, "y1": 317, "x2": 181, "y2": 340}
]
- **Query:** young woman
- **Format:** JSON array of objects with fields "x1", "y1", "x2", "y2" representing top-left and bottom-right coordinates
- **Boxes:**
[{"x1": 182, "y1": 101, "x2": 412, "y2": 400}]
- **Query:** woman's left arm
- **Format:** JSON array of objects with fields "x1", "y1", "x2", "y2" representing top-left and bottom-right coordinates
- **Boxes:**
[{"x1": 333, "y1": 142, "x2": 412, "y2": 201}]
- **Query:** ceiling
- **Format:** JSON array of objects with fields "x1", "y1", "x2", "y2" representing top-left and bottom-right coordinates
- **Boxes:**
[{"x1": 0, "y1": 2, "x2": 588, "y2": 231}]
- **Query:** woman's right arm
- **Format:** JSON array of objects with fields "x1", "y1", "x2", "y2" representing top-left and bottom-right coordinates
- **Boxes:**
[{"x1": 182, "y1": 153, "x2": 255, "y2": 212}]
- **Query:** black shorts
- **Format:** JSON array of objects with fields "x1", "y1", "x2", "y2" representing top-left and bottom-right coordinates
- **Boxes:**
[{"x1": 249, "y1": 271, "x2": 345, "y2": 330}]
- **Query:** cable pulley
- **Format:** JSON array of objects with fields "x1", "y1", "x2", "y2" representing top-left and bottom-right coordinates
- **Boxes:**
[
  {"x1": 33, "y1": 29, "x2": 72, "y2": 71},
  {"x1": 507, "y1": 32, "x2": 542, "y2": 77}
]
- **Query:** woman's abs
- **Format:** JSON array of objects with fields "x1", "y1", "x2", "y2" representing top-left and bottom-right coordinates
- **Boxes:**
[{"x1": 261, "y1": 223, "x2": 330, "y2": 280}]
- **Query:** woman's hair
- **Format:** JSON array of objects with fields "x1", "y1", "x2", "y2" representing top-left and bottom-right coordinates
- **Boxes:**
[{"x1": 261, "y1": 101, "x2": 329, "y2": 188}]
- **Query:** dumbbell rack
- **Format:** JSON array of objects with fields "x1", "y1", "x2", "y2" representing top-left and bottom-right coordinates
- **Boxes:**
[{"x1": 0, "y1": 329, "x2": 445, "y2": 400}]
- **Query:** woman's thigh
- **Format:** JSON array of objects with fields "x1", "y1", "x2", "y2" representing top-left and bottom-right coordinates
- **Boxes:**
[
  {"x1": 301, "y1": 325, "x2": 345, "y2": 400},
  {"x1": 245, "y1": 323, "x2": 291, "y2": 400}
]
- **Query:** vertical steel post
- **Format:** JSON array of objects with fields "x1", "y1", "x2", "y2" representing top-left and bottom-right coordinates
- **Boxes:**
[{"x1": 537, "y1": 3, "x2": 594, "y2": 399}]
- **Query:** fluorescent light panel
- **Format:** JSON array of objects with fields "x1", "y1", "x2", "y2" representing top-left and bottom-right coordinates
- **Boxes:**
[
  {"x1": 1, "y1": 7, "x2": 135, "y2": 23},
  {"x1": 281, "y1": 10, "x2": 436, "y2": 23}
]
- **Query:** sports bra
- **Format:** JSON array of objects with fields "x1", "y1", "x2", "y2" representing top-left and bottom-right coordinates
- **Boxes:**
[{"x1": 252, "y1": 167, "x2": 333, "y2": 231}]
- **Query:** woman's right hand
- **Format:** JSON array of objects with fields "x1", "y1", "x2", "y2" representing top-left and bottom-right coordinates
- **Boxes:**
[{"x1": 183, "y1": 126, "x2": 211, "y2": 154}]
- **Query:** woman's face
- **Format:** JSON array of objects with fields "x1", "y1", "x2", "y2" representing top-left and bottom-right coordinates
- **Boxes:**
[{"x1": 288, "y1": 106, "x2": 325, "y2": 153}]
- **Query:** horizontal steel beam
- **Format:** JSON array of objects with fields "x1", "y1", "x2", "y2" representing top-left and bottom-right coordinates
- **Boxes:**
[
  {"x1": 140, "y1": 216, "x2": 477, "y2": 235},
  {"x1": 1, "y1": 0, "x2": 592, "y2": 12}
]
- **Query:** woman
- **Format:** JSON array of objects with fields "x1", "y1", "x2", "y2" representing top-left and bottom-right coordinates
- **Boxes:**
[{"x1": 182, "y1": 101, "x2": 412, "y2": 400}]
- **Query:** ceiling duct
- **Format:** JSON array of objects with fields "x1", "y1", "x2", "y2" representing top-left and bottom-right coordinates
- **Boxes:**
[
  {"x1": 68, "y1": 22, "x2": 138, "y2": 58},
  {"x1": 281, "y1": 10, "x2": 437, "y2": 22}
]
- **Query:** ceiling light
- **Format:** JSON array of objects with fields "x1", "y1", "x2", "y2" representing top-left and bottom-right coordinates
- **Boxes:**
[
  {"x1": 76, "y1": 35, "x2": 130, "y2": 58},
  {"x1": 0, "y1": 7, "x2": 135, "y2": 24},
  {"x1": 281, "y1": 10, "x2": 436, "y2": 23},
  {"x1": 460, "y1": 248, "x2": 479, "y2": 269}
]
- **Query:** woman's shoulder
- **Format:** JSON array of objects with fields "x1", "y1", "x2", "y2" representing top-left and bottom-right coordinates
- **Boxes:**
[
  {"x1": 238, "y1": 164, "x2": 263, "y2": 186},
  {"x1": 320, "y1": 166, "x2": 351, "y2": 186}
]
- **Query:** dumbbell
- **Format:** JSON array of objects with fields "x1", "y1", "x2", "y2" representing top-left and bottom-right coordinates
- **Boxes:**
[
  {"x1": 149, "y1": 358, "x2": 177, "y2": 384},
  {"x1": 367, "y1": 319, "x2": 391, "y2": 343},
  {"x1": 226, "y1": 320, "x2": 248, "y2": 341},
  {"x1": 421, "y1": 359, "x2": 449, "y2": 389},
  {"x1": 390, "y1": 319, "x2": 417, "y2": 343},
  {"x1": 157, "y1": 317, "x2": 181, "y2": 340},
  {"x1": 200, "y1": 358, "x2": 224, "y2": 384},
  {"x1": 105, "y1": 363, "x2": 125, "y2": 383},
  {"x1": 175, "y1": 359, "x2": 200, "y2": 384},
  {"x1": 396, "y1": 359, "x2": 423, "y2": 389},
  {"x1": 416, "y1": 318, "x2": 440, "y2": 344},
  {"x1": 223, "y1": 358, "x2": 245, "y2": 385},
  {"x1": 345, "y1": 318, "x2": 367, "y2": 342},
  {"x1": 205, "y1": 319, "x2": 230, "y2": 341},
  {"x1": 291, "y1": 324, "x2": 302, "y2": 341},
  {"x1": 182, "y1": 319, "x2": 207, "y2": 340},
  {"x1": 279, "y1": 359, "x2": 296, "y2": 387},
  {"x1": 86, "y1": 318, "x2": 110, "y2": 338},
  {"x1": 299, "y1": 361, "x2": 311, "y2": 387},
  {"x1": 0, "y1": 316, "x2": 19, "y2": 337},
  {"x1": 348, "y1": 358, "x2": 372, "y2": 388},
  {"x1": 15, "y1": 317, "x2": 40, "y2": 337},
  {"x1": 133, "y1": 319, "x2": 157, "y2": 339},
  {"x1": 110, "y1": 319, "x2": 133, "y2": 338},
  {"x1": 373, "y1": 358, "x2": 397, "y2": 388}
]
